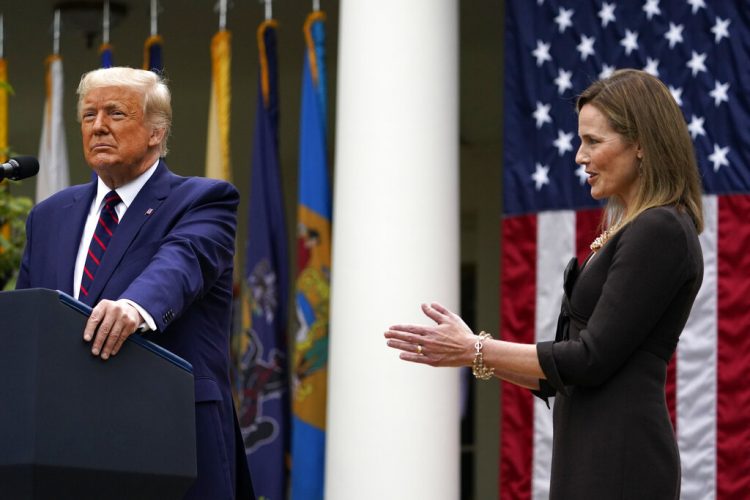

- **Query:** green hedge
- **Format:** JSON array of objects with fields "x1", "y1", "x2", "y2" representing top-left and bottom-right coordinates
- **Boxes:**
[{"x1": 0, "y1": 183, "x2": 32, "y2": 290}]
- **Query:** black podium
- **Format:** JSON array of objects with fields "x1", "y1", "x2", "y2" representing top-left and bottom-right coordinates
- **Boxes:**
[{"x1": 0, "y1": 288, "x2": 197, "y2": 499}]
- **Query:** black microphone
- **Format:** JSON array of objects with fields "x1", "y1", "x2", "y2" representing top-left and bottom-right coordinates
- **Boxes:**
[{"x1": 0, "y1": 156, "x2": 40, "y2": 181}]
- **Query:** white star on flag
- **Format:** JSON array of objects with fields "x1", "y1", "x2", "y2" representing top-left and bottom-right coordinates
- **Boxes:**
[
  {"x1": 575, "y1": 164, "x2": 588, "y2": 185},
  {"x1": 577, "y1": 35, "x2": 596, "y2": 61},
  {"x1": 554, "y1": 7, "x2": 574, "y2": 33},
  {"x1": 532, "y1": 40, "x2": 552, "y2": 67},
  {"x1": 669, "y1": 85, "x2": 682, "y2": 107},
  {"x1": 531, "y1": 163, "x2": 550, "y2": 190},
  {"x1": 554, "y1": 68, "x2": 573, "y2": 94},
  {"x1": 621, "y1": 30, "x2": 639, "y2": 55},
  {"x1": 687, "y1": 0, "x2": 706, "y2": 15},
  {"x1": 599, "y1": 64, "x2": 615, "y2": 79},
  {"x1": 668, "y1": 86, "x2": 683, "y2": 106},
  {"x1": 687, "y1": 51, "x2": 707, "y2": 76},
  {"x1": 709, "y1": 81, "x2": 730, "y2": 107},
  {"x1": 711, "y1": 17, "x2": 731, "y2": 44},
  {"x1": 553, "y1": 130, "x2": 574, "y2": 156},
  {"x1": 708, "y1": 144, "x2": 730, "y2": 172},
  {"x1": 598, "y1": 3, "x2": 616, "y2": 28},
  {"x1": 644, "y1": 58, "x2": 660, "y2": 77},
  {"x1": 665, "y1": 23, "x2": 684, "y2": 49},
  {"x1": 643, "y1": 0, "x2": 661, "y2": 20},
  {"x1": 687, "y1": 115, "x2": 706, "y2": 139},
  {"x1": 533, "y1": 102, "x2": 552, "y2": 129}
]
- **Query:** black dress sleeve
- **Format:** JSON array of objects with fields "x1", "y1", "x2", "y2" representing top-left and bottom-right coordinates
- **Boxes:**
[{"x1": 538, "y1": 208, "x2": 694, "y2": 391}]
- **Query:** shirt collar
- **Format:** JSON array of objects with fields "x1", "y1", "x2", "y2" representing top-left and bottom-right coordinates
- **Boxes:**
[{"x1": 93, "y1": 159, "x2": 160, "y2": 213}]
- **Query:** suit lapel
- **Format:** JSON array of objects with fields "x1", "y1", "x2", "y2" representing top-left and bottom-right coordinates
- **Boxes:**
[
  {"x1": 56, "y1": 184, "x2": 96, "y2": 294},
  {"x1": 85, "y1": 162, "x2": 172, "y2": 303}
]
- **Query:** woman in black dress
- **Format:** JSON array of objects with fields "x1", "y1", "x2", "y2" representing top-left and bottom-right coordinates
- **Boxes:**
[{"x1": 384, "y1": 69, "x2": 704, "y2": 499}]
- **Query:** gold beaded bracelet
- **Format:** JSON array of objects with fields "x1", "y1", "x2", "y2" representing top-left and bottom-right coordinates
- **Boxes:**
[{"x1": 472, "y1": 331, "x2": 495, "y2": 380}]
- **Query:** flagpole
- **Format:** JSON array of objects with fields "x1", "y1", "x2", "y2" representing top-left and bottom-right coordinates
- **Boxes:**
[
  {"x1": 313, "y1": 0, "x2": 320, "y2": 12},
  {"x1": 53, "y1": 10, "x2": 60, "y2": 55},
  {"x1": 150, "y1": 0, "x2": 158, "y2": 36},
  {"x1": 218, "y1": 0, "x2": 227, "y2": 30},
  {"x1": 0, "y1": 14, "x2": 4, "y2": 59},
  {"x1": 102, "y1": 0, "x2": 110, "y2": 45},
  {"x1": 264, "y1": 0, "x2": 272, "y2": 21}
]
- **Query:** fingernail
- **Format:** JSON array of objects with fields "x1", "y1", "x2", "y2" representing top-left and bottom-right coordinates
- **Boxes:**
[
  {"x1": 92, "y1": 348, "x2": 99, "y2": 355},
  {"x1": 101, "y1": 353, "x2": 109, "y2": 360},
  {"x1": 84, "y1": 335, "x2": 91, "y2": 341}
]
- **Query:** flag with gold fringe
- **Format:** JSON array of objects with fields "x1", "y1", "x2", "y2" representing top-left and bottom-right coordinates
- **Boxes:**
[
  {"x1": 36, "y1": 54, "x2": 69, "y2": 203},
  {"x1": 290, "y1": 11, "x2": 330, "y2": 500},
  {"x1": 205, "y1": 29, "x2": 231, "y2": 181},
  {"x1": 99, "y1": 42, "x2": 114, "y2": 68},
  {"x1": 143, "y1": 34, "x2": 163, "y2": 73},
  {"x1": 240, "y1": 19, "x2": 290, "y2": 500}
]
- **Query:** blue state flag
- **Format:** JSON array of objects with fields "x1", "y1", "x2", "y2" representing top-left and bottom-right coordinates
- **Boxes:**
[
  {"x1": 99, "y1": 42, "x2": 114, "y2": 68},
  {"x1": 291, "y1": 11, "x2": 331, "y2": 500},
  {"x1": 143, "y1": 34, "x2": 164, "y2": 73},
  {"x1": 239, "y1": 19, "x2": 289, "y2": 500}
]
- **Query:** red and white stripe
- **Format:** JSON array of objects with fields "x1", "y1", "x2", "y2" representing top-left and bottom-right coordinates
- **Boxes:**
[{"x1": 500, "y1": 195, "x2": 750, "y2": 499}]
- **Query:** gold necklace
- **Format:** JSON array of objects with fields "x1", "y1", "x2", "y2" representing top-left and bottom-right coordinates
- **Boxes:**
[{"x1": 590, "y1": 224, "x2": 620, "y2": 251}]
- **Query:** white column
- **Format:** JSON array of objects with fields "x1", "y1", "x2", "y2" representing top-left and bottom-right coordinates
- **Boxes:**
[{"x1": 326, "y1": 1, "x2": 460, "y2": 499}]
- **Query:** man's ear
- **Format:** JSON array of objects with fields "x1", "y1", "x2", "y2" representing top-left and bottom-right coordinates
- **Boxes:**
[{"x1": 149, "y1": 127, "x2": 166, "y2": 147}]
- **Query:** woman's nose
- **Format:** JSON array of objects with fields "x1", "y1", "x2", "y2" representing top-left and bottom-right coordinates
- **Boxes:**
[{"x1": 575, "y1": 146, "x2": 587, "y2": 165}]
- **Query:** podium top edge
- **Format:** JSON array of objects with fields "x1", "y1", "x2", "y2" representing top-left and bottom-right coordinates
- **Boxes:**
[{"x1": 53, "y1": 290, "x2": 194, "y2": 374}]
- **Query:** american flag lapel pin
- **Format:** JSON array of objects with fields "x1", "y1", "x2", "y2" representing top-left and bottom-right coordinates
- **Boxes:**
[{"x1": 145, "y1": 208, "x2": 154, "y2": 216}]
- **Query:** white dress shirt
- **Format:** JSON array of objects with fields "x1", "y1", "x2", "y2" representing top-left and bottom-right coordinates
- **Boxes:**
[{"x1": 73, "y1": 160, "x2": 159, "y2": 330}]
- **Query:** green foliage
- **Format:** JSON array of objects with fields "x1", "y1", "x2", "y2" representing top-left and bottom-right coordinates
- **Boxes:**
[
  {"x1": 0, "y1": 81, "x2": 15, "y2": 95},
  {"x1": 0, "y1": 183, "x2": 32, "y2": 290}
]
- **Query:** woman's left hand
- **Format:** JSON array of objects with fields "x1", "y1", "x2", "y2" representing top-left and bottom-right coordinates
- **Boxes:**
[{"x1": 384, "y1": 302, "x2": 476, "y2": 367}]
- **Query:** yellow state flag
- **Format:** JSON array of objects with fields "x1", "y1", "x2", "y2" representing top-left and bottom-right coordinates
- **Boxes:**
[{"x1": 205, "y1": 30, "x2": 232, "y2": 181}]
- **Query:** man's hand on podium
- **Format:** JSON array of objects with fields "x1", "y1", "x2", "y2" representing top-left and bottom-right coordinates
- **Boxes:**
[{"x1": 83, "y1": 299, "x2": 145, "y2": 360}]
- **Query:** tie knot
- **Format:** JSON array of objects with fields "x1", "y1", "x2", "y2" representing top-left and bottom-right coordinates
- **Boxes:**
[{"x1": 103, "y1": 190, "x2": 121, "y2": 209}]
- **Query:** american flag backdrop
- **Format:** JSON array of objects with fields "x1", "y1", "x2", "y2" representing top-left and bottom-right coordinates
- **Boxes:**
[{"x1": 501, "y1": 1, "x2": 750, "y2": 499}]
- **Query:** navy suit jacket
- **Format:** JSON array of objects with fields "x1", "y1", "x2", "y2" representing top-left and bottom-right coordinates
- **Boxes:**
[{"x1": 17, "y1": 161, "x2": 253, "y2": 499}]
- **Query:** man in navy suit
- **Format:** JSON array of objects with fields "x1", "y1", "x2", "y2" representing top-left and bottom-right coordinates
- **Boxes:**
[{"x1": 16, "y1": 67, "x2": 254, "y2": 499}]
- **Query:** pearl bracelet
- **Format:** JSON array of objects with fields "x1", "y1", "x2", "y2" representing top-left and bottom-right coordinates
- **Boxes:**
[{"x1": 472, "y1": 331, "x2": 495, "y2": 380}]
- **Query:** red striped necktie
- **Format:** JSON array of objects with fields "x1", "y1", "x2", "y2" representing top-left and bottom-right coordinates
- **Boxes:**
[{"x1": 79, "y1": 190, "x2": 121, "y2": 304}]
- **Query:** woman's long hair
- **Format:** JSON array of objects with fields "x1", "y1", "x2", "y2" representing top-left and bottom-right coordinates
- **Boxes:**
[{"x1": 577, "y1": 69, "x2": 703, "y2": 233}]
